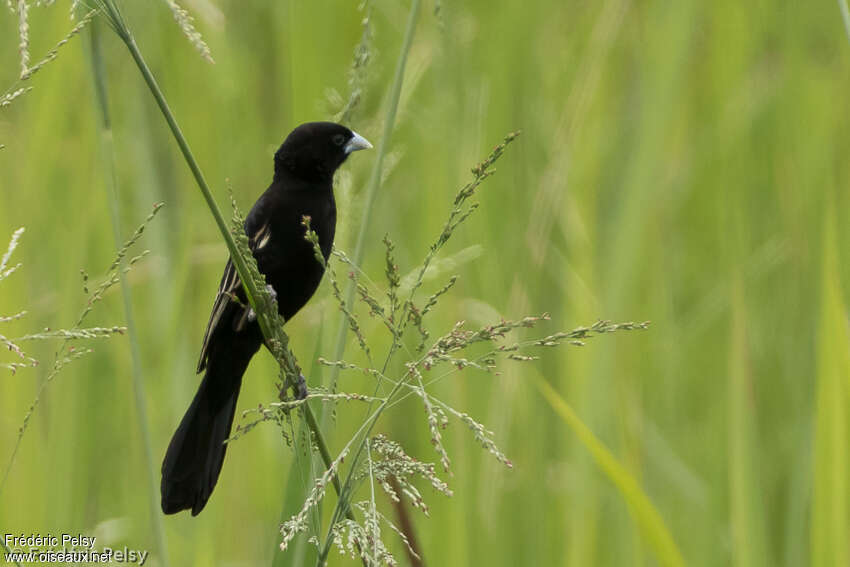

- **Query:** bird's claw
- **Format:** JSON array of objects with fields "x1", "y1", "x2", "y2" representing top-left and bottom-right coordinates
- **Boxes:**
[
  {"x1": 247, "y1": 285, "x2": 278, "y2": 322},
  {"x1": 295, "y1": 373, "x2": 308, "y2": 400}
]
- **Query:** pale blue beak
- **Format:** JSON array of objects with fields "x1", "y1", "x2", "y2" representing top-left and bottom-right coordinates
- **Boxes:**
[{"x1": 344, "y1": 131, "x2": 373, "y2": 154}]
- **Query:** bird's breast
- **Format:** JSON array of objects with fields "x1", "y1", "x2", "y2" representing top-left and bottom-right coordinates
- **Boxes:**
[{"x1": 259, "y1": 194, "x2": 336, "y2": 321}]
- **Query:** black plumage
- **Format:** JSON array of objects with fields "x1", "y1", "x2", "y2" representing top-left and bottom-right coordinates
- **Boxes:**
[{"x1": 161, "y1": 122, "x2": 372, "y2": 516}]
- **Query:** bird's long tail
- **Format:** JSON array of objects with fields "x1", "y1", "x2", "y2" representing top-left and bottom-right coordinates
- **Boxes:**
[{"x1": 161, "y1": 332, "x2": 260, "y2": 516}]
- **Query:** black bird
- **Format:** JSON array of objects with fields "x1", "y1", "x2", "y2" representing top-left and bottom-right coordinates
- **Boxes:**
[{"x1": 161, "y1": 122, "x2": 372, "y2": 515}]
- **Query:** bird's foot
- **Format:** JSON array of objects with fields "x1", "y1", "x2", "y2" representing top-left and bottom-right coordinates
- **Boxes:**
[
  {"x1": 247, "y1": 285, "x2": 278, "y2": 322},
  {"x1": 295, "y1": 373, "x2": 308, "y2": 400}
]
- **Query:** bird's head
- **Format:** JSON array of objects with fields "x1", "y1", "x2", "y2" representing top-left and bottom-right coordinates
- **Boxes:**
[{"x1": 274, "y1": 121, "x2": 372, "y2": 182}]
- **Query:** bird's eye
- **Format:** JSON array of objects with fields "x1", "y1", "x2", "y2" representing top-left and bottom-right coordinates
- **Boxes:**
[{"x1": 332, "y1": 134, "x2": 346, "y2": 146}]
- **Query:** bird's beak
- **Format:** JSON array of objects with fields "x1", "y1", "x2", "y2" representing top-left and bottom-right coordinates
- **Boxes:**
[{"x1": 344, "y1": 131, "x2": 373, "y2": 154}]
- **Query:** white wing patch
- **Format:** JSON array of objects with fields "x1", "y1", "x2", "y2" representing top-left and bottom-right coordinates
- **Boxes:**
[
  {"x1": 196, "y1": 221, "x2": 272, "y2": 373},
  {"x1": 253, "y1": 222, "x2": 272, "y2": 250},
  {"x1": 197, "y1": 260, "x2": 243, "y2": 372}
]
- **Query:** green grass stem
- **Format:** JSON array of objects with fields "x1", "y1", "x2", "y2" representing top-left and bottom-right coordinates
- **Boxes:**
[
  {"x1": 1, "y1": 537, "x2": 22, "y2": 567},
  {"x1": 840, "y1": 0, "x2": 850, "y2": 44},
  {"x1": 811, "y1": 209, "x2": 850, "y2": 567},
  {"x1": 533, "y1": 376, "x2": 686, "y2": 567},
  {"x1": 86, "y1": 21, "x2": 169, "y2": 567},
  {"x1": 325, "y1": 0, "x2": 422, "y2": 397}
]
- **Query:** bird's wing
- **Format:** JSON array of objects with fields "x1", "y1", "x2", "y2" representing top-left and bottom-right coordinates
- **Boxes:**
[{"x1": 196, "y1": 220, "x2": 272, "y2": 373}]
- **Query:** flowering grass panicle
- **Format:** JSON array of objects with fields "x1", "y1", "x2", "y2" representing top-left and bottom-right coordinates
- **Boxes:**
[
  {"x1": 163, "y1": 0, "x2": 214, "y2": 63},
  {"x1": 249, "y1": 132, "x2": 649, "y2": 564},
  {"x1": 280, "y1": 448, "x2": 350, "y2": 552},
  {"x1": 1, "y1": 3, "x2": 95, "y2": 116},
  {"x1": 334, "y1": 0, "x2": 374, "y2": 125},
  {"x1": 0, "y1": 204, "x2": 162, "y2": 498}
]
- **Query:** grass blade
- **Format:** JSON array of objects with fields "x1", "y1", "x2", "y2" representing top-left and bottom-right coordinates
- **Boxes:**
[
  {"x1": 839, "y1": 0, "x2": 850, "y2": 44},
  {"x1": 811, "y1": 208, "x2": 849, "y2": 567},
  {"x1": 274, "y1": 326, "x2": 324, "y2": 567},
  {"x1": 324, "y1": 0, "x2": 422, "y2": 397},
  {"x1": 1, "y1": 536, "x2": 22, "y2": 567},
  {"x1": 86, "y1": 21, "x2": 169, "y2": 566},
  {"x1": 728, "y1": 275, "x2": 769, "y2": 567},
  {"x1": 533, "y1": 376, "x2": 685, "y2": 567}
]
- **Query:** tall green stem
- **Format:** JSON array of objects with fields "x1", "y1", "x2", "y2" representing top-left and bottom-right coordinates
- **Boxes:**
[
  {"x1": 316, "y1": 377, "x2": 408, "y2": 566},
  {"x1": 840, "y1": 0, "x2": 850, "y2": 43},
  {"x1": 122, "y1": 37, "x2": 244, "y2": 286},
  {"x1": 325, "y1": 0, "x2": 422, "y2": 396},
  {"x1": 2, "y1": 538, "x2": 22, "y2": 567},
  {"x1": 87, "y1": 22, "x2": 169, "y2": 567},
  {"x1": 317, "y1": 2, "x2": 422, "y2": 564}
]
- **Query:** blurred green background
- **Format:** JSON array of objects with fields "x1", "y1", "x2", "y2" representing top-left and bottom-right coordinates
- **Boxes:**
[{"x1": 2, "y1": 1, "x2": 850, "y2": 565}]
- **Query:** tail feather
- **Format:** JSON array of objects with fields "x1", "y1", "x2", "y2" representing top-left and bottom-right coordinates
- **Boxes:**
[{"x1": 161, "y1": 332, "x2": 260, "y2": 515}]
